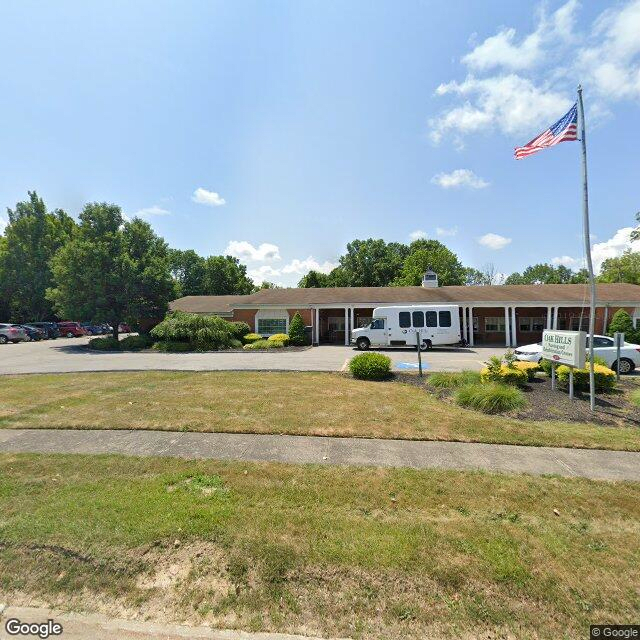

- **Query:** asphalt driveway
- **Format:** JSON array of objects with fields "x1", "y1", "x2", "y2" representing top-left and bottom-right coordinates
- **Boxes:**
[{"x1": 0, "y1": 336, "x2": 505, "y2": 375}]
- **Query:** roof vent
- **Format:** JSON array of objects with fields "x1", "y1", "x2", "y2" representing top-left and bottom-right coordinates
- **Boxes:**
[{"x1": 422, "y1": 268, "x2": 438, "y2": 288}]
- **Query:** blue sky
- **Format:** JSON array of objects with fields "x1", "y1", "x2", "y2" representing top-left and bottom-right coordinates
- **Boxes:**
[{"x1": 1, "y1": 0, "x2": 639, "y2": 286}]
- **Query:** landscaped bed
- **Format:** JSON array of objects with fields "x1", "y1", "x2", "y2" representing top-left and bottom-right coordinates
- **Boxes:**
[
  {"x1": 1, "y1": 370, "x2": 639, "y2": 451},
  {"x1": 0, "y1": 453, "x2": 638, "y2": 639}
]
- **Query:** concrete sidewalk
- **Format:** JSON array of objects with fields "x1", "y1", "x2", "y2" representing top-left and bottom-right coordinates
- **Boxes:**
[{"x1": 1, "y1": 428, "x2": 639, "y2": 481}]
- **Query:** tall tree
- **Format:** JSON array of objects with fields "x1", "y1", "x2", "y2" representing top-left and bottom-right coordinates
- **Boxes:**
[
  {"x1": 169, "y1": 249, "x2": 207, "y2": 297},
  {"x1": 393, "y1": 239, "x2": 465, "y2": 286},
  {"x1": 0, "y1": 235, "x2": 10, "y2": 322},
  {"x1": 202, "y1": 255, "x2": 254, "y2": 295},
  {"x1": 1, "y1": 191, "x2": 76, "y2": 321},
  {"x1": 464, "y1": 263, "x2": 503, "y2": 286},
  {"x1": 335, "y1": 239, "x2": 409, "y2": 287},
  {"x1": 631, "y1": 211, "x2": 639, "y2": 242},
  {"x1": 48, "y1": 203, "x2": 175, "y2": 339},
  {"x1": 298, "y1": 270, "x2": 332, "y2": 288},
  {"x1": 505, "y1": 263, "x2": 577, "y2": 285},
  {"x1": 598, "y1": 251, "x2": 640, "y2": 285}
]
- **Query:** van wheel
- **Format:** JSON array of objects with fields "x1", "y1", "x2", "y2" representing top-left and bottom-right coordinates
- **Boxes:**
[
  {"x1": 424, "y1": 340, "x2": 433, "y2": 351},
  {"x1": 419, "y1": 340, "x2": 429, "y2": 352},
  {"x1": 356, "y1": 337, "x2": 370, "y2": 351},
  {"x1": 613, "y1": 358, "x2": 634, "y2": 375}
]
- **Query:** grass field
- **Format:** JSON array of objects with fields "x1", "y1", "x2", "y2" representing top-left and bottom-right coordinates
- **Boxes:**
[
  {"x1": 1, "y1": 371, "x2": 639, "y2": 450},
  {"x1": 1, "y1": 454, "x2": 638, "y2": 639}
]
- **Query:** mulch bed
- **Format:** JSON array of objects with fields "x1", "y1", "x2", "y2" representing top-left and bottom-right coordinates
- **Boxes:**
[{"x1": 393, "y1": 372, "x2": 639, "y2": 427}]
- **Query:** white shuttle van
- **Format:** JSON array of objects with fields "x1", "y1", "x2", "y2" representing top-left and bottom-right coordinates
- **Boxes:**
[{"x1": 351, "y1": 304, "x2": 461, "y2": 351}]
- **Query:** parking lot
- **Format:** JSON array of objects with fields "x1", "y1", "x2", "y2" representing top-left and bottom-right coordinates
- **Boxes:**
[{"x1": 0, "y1": 335, "x2": 505, "y2": 375}]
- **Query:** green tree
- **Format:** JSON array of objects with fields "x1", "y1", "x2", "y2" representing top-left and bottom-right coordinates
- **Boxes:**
[
  {"x1": 606, "y1": 309, "x2": 639, "y2": 343},
  {"x1": 1, "y1": 191, "x2": 76, "y2": 321},
  {"x1": 298, "y1": 270, "x2": 332, "y2": 288},
  {"x1": 335, "y1": 239, "x2": 408, "y2": 287},
  {"x1": 202, "y1": 255, "x2": 254, "y2": 295},
  {"x1": 169, "y1": 249, "x2": 207, "y2": 297},
  {"x1": 256, "y1": 281, "x2": 282, "y2": 290},
  {"x1": 598, "y1": 251, "x2": 640, "y2": 285},
  {"x1": 505, "y1": 263, "x2": 576, "y2": 285},
  {"x1": 630, "y1": 211, "x2": 639, "y2": 242},
  {"x1": 288, "y1": 312, "x2": 307, "y2": 345},
  {"x1": 393, "y1": 240, "x2": 465, "y2": 286},
  {"x1": 48, "y1": 203, "x2": 176, "y2": 339},
  {"x1": 463, "y1": 263, "x2": 503, "y2": 286},
  {"x1": 0, "y1": 235, "x2": 10, "y2": 321}
]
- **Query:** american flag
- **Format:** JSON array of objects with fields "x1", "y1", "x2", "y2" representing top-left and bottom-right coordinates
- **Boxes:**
[{"x1": 514, "y1": 103, "x2": 578, "y2": 159}]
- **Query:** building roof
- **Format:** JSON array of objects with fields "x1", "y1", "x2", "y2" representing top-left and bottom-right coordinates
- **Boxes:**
[
  {"x1": 170, "y1": 283, "x2": 640, "y2": 313},
  {"x1": 169, "y1": 295, "x2": 248, "y2": 314}
]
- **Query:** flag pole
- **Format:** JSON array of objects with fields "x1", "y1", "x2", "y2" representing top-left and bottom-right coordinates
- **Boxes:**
[{"x1": 577, "y1": 84, "x2": 596, "y2": 411}]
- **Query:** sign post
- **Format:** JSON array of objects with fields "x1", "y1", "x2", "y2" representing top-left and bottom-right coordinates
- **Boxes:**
[
  {"x1": 542, "y1": 330, "x2": 587, "y2": 400},
  {"x1": 614, "y1": 332, "x2": 624, "y2": 382},
  {"x1": 416, "y1": 331, "x2": 423, "y2": 377}
]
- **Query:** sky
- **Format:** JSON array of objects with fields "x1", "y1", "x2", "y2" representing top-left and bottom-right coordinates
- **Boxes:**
[{"x1": 0, "y1": 0, "x2": 639, "y2": 286}]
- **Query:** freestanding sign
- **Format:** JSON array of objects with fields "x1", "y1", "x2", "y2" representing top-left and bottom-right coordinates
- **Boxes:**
[{"x1": 542, "y1": 330, "x2": 587, "y2": 369}]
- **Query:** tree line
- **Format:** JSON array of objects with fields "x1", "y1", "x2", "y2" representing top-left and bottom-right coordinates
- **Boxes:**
[{"x1": 1, "y1": 193, "x2": 638, "y2": 336}]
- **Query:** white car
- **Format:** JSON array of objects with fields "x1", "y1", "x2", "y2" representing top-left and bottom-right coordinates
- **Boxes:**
[{"x1": 514, "y1": 335, "x2": 640, "y2": 374}]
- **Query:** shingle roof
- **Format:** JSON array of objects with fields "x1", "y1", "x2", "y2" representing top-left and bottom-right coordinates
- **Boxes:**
[{"x1": 170, "y1": 283, "x2": 640, "y2": 313}]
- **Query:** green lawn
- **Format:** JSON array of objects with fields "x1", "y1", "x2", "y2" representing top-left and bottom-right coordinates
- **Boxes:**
[
  {"x1": 0, "y1": 454, "x2": 638, "y2": 639},
  {"x1": 0, "y1": 371, "x2": 639, "y2": 450}
]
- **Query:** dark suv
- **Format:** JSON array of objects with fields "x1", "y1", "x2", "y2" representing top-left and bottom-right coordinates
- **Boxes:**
[{"x1": 28, "y1": 322, "x2": 61, "y2": 339}]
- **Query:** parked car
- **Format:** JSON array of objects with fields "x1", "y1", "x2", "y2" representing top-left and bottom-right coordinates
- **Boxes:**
[
  {"x1": 28, "y1": 321, "x2": 61, "y2": 339},
  {"x1": 81, "y1": 322, "x2": 104, "y2": 336},
  {"x1": 57, "y1": 321, "x2": 88, "y2": 338},
  {"x1": 0, "y1": 323, "x2": 28, "y2": 344},
  {"x1": 514, "y1": 334, "x2": 640, "y2": 374},
  {"x1": 20, "y1": 324, "x2": 47, "y2": 341}
]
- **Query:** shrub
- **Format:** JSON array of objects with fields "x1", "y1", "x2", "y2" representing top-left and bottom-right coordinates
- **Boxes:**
[
  {"x1": 229, "y1": 338, "x2": 243, "y2": 349},
  {"x1": 513, "y1": 361, "x2": 540, "y2": 382},
  {"x1": 243, "y1": 339, "x2": 270, "y2": 350},
  {"x1": 268, "y1": 333, "x2": 290, "y2": 346},
  {"x1": 288, "y1": 312, "x2": 307, "y2": 346},
  {"x1": 243, "y1": 333, "x2": 263, "y2": 344},
  {"x1": 151, "y1": 311, "x2": 235, "y2": 351},
  {"x1": 556, "y1": 364, "x2": 616, "y2": 392},
  {"x1": 539, "y1": 358, "x2": 553, "y2": 376},
  {"x1": 542, "y1": 355, "x2": 607, "y2": 377},
  {"x1": 428, "y1": 371, "x2": 481, "y2": 389},
  {"x1": 88, "y1": 336, "x2": 120, "y2": 351},
  {"x1": 607, "y1": 309, "x2": 640, "y2": 344},
  {"x1": 153, "y1": 340, "x2": 192, "y2": 353},
  {"x1": 229, "y1": 321, "x2": 251, "y2": 340},
  {"x1": 455, "y1": 382, "x2": 527, "y2": 414},
  {"x1": 119, "y1": 334, "x2": 154, "y2": 351},
  {"x1": 348, "y1": 353, "x2": 392, "y2": 381},
  {"x1": 481, "y1": 364, "x2": 528, "y2": 387},
  {"x1": 266, "y1": 340, "x2": 285, "y2": 348}
]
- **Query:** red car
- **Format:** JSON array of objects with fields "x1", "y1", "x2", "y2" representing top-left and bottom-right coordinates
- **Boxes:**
[{"x1": 57, "y1": 321, "x2": 88, "y2": 338}]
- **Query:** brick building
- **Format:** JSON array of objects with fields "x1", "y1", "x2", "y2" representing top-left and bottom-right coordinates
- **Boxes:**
[{"x1": 169, "y1": 282, "x2": 640, "y2": 347}]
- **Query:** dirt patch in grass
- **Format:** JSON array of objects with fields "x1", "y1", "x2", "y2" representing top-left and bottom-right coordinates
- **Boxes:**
[{"x1": 1, "y1": 454, "x2": 639, "y2": 639}]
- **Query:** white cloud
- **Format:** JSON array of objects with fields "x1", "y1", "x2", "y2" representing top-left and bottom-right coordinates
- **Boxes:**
[
  {"x1": 436, "y1": 226, "x2": 458, "y2": 237},
  {"x1": 224, "y1": 240, "x2": 281, "y2": 262},
  {"x1": 0, "y1": 217, "x2": 6, "y2": 233},
  {"x1": 430, "y1": 0, "x2": 640, "y2": 145},
  {"x1": 192, "y1": 187, "x2": 226, "y2": 207},
  {"x1": 247, "y1": 265, "x2": 282, "y2": 282},
  {"x1": 409, "y1": 230, "x2": 428, "y2": 241},
  {"x1": 478, "y1": 233, "x2": 512, "y2": 250},
  {"x1": 132, "y1": 205, "x2": 171, "y2": 218},
  {"x1": 550, "y1": 226, "x2": 640, "y2": 272},
  {"x1": 281, "y1": 257, "x2": 337, "y2": 275},
  {"x1": 431, "y1": 169, "x2": 489, "y2": 189}
]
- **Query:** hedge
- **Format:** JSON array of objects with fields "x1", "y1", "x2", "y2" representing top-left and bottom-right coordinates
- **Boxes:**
[
  {"x1": 229, "y1": 321, "x2": 251, "y2": 340},
  {"x1": 480, "y1": 364, "x2": 528, "y2": 387},
  {"x1": 88, "y1": 337, "x2": 121, "y2": 351},
  {"x1": 243, "y1": 333, "x2": 263, "y2": 345},
  {"x1": 348, "y1": 353, "x2": 392, "y2": 381},
  {"x1": 513, "y1": 361, "x2": 540, "y2": 382},
  {"x1": 150, "y1": 311, "x2": 235, "y2": 351},
  {"x1": 556, "y1": 363, "x2": 616, "y2": 392},
  {"x1": 268, "y1": 333, "x2": 290, "y2": 346}
]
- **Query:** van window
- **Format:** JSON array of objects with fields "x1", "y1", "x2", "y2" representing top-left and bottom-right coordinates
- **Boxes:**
[
  {"x1": 412, "y1": 311, "x2": 424, "y2": 328},
  {"x1": 370, "y1": 318, "x2": 385, "y2": 330},
  {"x1": 439, "y1": 310, "x2": 452, "y2": 327},
  {"x1": 399, "y1": 312, "x2": 411, "y2": 328},
  {"x1": 425, "y1": 311, "x2": 437, "y2": 327}
]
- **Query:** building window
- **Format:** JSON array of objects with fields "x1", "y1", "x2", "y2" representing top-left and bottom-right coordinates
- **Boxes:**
[
  {"x1": 426, "y1": 311, "x2": 437, "y2": 327},
  {"x1": 485, "y1": 317, "x2": 506, "y2": 332},
  {"x1": 439, "y1": 310, "x2": 452, "y2": 327},
  {"x1": 519, "y1": 317, "x2": 545, "y2": 332},
  {"x1": 328, "y1": 317, "x2": 345, "y2": 332},
  {"x1": 412, "y1": 311, "x2": 424, "y2": 327},
  {"x1": 399, "y1": 312, "x2": 411, "y2": 328},
  {"x1": 257, "y1": 318, "x2": 287, "y2": 335}
]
